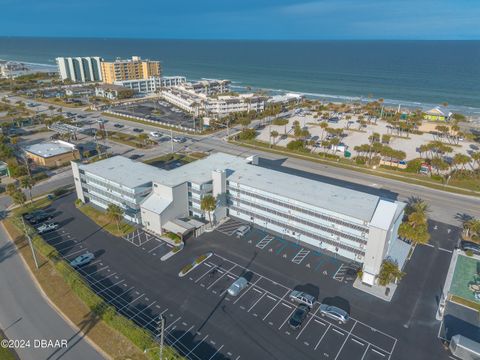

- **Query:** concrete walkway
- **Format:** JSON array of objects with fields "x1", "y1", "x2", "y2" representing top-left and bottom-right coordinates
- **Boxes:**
[{"x1": 0, "y1": 224, "x2": 104, "y2": 360}]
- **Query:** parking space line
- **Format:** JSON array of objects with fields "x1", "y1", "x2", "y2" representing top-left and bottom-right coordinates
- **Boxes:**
[
  {"x1": 84, "y1": 265, "x2": 109, "y2": 277},
  {"x1": 262, "y1": 289, "x2": 289, "y2": 321},
  {"x1": 185, "y1": 335, "x2": 208, "y2": 356},
  {"x1": 248, "y1": 293, "x2": 266, "y2": 312},
  {"x1": 372, "y1": 348, "x2": 386, "y2": 357},
  {"x1": 296, "y1": 307, "x2": 320, "y2": 340},
  {"x1": 233, "y1": 277, "x2": 262, "y2": 304},
  {"x1": 194, "y1": 265, "x2": 216, "y2": 283},
  {"x1": 361, "y1": 344, "x2": 370, "y2": 360},
  {"x1": 208, "y1": 344, "x2": 224, "y2": 360},
  {"x1": 90, "y1": 272, "x2": 117, "y2": 286},
  {"x1": 170, "y1": 325, "x2": 194, "y2": 346},
  {"x1": 63, "y1": 247, "x2": 87, "y2": 258},
  {"x1": 147, "y1": 243, "x2": 164, "y2": 253},
  {"x1": 335, "y1": 321, "x2": 356, "y2": 360},
  {"x1": 129, "y1": 301, "x2": 157, "y2": 321},
  {"x1": 96, "y1": 279, "x2": 125, "y2": 294},
  {"x1": 207, "y1": 264, "x2": 236, "y2": 290},
  {"x1": 332, "y1": 328, "x2": 345, "y2": 336},
  {"x1": 351, "y1": 337, "x2": 364, "y2": 346},
  {"x1": 388, "y1": 339, "x2": 397, "y2": 360},
  {"x1": 315, "y1": 324, "x2": 331, "y2": 350},
  {"x1": 278, "y1": 306, "x2": 297, "y2": 330},
  {"x1": 118, "y1": 293, "x2": 145, "y2": 312},
  {"x1": 165, "y1": 316, "x2": 181, "y2": 331}
]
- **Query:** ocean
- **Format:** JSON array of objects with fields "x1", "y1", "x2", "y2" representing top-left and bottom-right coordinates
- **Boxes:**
[{"x1": 1, "y1": 37, "x2": 479, "y2": 115}]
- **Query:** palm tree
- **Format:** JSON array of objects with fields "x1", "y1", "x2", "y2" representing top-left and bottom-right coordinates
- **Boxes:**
[
  {"x1": 20, "y1": 176, "x2": 34, "y2": 203},
  {"x1": 463, "y1": 218, "x2": 480, "y2": 240},
  {"x1": 200, "y1": 194, "x2": 216, "y2": 226},
  {"x1": 106, "y1": 203, "x2": 124, "y2": 231},
  {"x1": 270, "y1": 130, "x2": 279, "y2": 147},
  {"x1": 12, "y1": 190, "x2": 26, "y2": 207}
]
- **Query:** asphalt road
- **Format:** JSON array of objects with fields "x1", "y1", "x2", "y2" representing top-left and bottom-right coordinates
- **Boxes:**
[
  {"x1": 42, "y1": 194, "x2": 458, "y2": 360},
  {"x1": 6, "y1": 95, "x2": 480, "y2": 227},
  {"x1": 0, "y1": 224, "x2": 104, "y2": 360}
]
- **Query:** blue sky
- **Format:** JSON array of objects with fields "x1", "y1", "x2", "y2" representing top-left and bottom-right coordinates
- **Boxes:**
[{"x1": 1, "y1": 0, "x2": 479, "y2": 39}]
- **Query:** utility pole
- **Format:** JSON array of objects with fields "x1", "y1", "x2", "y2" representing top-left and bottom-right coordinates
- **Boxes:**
[
  {"x1": 157, "y1": 315, "x2": 165, "y2": 360},
  {"x1": 21, "y1": 217, "x2": 39, "y2": 269}
]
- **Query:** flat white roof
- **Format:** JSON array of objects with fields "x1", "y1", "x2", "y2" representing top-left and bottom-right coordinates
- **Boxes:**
[
  {"x1": 227, "y1": 160, "x2": 381, "y2": 222},
  {"x1": 369, "y1": 199, "x2": 398, "y2": 230},
  {"x1": 80, "y1": 156, "x2": 166, "y2": 189},
  {"x1": 25, "y1": 141, "x2": 75, "y2": 158},
  {"x1": 154, "y1": 153, "x2": 384, "y2": 222},
  {"x1": 141, "y1": 193, "x2": 171, "y2": 214}
]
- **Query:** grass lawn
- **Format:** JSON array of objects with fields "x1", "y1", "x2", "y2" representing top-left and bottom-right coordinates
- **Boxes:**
[
  {"x1": 78, "y1": 205, "x2": 135, "y2": 237},
  {"x1": 449, "y1": 254, "x2": 480, "y2": 308}
]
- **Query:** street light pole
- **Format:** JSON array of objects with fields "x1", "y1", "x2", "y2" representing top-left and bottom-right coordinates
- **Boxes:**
[
  {"x1": 21, "y1": 217, "x2": 39, "y2": 269},
  {"x1": 170, "y1": 129, "x2": 174, "y2": 154},
  {"x1": 157, "y1": 315, "x2": 165, "y2": 360}
]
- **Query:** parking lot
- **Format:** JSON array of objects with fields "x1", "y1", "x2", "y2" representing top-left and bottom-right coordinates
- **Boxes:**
[
  {"x1": 111, "y1": 101, "x2": 197, "y2": 130},
  {"x1": 29, "y1": 194, "x2": 457, "y2": 360},
  {"x1": 216, "y1": 218, "x2": 359, "y2": 283}
]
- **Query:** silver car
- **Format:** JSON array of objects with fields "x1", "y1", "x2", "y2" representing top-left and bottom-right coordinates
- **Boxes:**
[
  {"x1": 227, "y1": 277, "x2": 248, "y2": 296},
  {"x1": 289, "y1": 290, "x2": 315, "y2": 308},
  {"x1": 319, "y1": 304, "x2": 349, "y2": 324},
  {"x1": 70, "y1": 252, "x2": 95, "y2": 268}
]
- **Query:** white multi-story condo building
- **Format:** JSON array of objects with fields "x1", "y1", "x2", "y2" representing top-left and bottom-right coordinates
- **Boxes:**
[
  {"x1": 72, "y1": 153, "x2": 405, "y2": 284},
  {"x1": 56, "y1": 56, "x2": 103, "y2": 83},
  {"x1": 205, "y1": 94, "x2": 265, "y2": 116},
  {"x1": 161, "y1": 87, "x2": 266, "y2": 117},
  {"x1": 71, "y1": 157, "x2": 163, "y2": 223},
  {"x1": 183, "y1": 79, "x2": 231, "y2": 95},
  {"x1": 114, "y1": 76, "x2": 186, "y2": 94}
]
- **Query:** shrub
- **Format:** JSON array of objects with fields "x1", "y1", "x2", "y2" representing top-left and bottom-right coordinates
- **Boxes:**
[
  {"x1": 53, "y1": 188, "x2": 69, "y2": 197},
  {"x1": 466, "y1": 250, "x2": 474, "y2": 257},
  {"x1": 75, "y1": 199, "x2": 83, "y2": 208},
  {"x1": 181, "y1": 263, "x2": 193, "y2": 274},
  {"x1": 355, "y1": 156, "x2": 367, "y2": 165},
  {"x1": 195, "y1": 254, "x2": 207, "y2": 264},
  {"x1": 405, "y1": 158, "x2": 423, "y2": 173},
  {"x1": 172, "y1": 246, "x2": 182, "y2": 254},
  {"x1": 32, "y1": 172, "x2": 48, "y2": 181},
  {"x1": 271, "y1": 118, "x2": 289, "y2": 126},
  {"x1": 238, "y1": 128, "x2": 257, "y2": 140},
  {"x1": 286, "y1": 140, "x2": 307, "y2": 152}
]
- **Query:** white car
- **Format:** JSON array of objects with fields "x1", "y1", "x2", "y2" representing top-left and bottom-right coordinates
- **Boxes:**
[
  {"x1": 172, "y1": 137, "x2": 186, "y2": 143},
  {"x1": 150, "y1": 131, "x2": 161, "y2": 138},
  {"x1": 70, "y1": 252, "x2": 95, "y2": 268},
  {"x1": 37, "y1": 222, "x2": 59, "y2": 234},
  {"x1": 227, "y1": 277, "x2": 248, "y2": 296}
]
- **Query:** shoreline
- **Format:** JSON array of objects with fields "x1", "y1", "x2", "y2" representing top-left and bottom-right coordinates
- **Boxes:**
[{"x1": 2, "y1": 57, "x2": 479, "y2": 118}]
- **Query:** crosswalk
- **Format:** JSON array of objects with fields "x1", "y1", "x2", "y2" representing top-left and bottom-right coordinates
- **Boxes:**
[{"x1": 216, "y1": 219, "x2": 244, "y2": 236}]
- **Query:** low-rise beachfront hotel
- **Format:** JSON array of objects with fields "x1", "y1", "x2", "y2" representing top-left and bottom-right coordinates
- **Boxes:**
[{"x1": 72, "y1": 153, "x2": 405, "y2": 285}]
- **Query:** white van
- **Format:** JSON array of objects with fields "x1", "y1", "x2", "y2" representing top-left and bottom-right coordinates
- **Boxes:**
[{"x1": 235, "y1": 225, "x2": 251, "y2": 238}]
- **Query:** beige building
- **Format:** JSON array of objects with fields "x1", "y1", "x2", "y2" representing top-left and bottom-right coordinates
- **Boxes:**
[
  {"x1": 101, "y1": 56, "x2": 161, "y2": 84},
  {"x1": 24, "y1": 140, "x2": 79, "y2": 167}
]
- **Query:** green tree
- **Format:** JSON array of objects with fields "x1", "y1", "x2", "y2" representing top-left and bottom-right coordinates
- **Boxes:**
[
  {"x1": 137, "y1": 133, "x2": 149, "y2": 145},
  {"x1": 106, "y1": 203, "x2": 124, "y2": 231},
  {"x1": 377, "y1": 260, "x2": 405, "y2": 286},
  {"x1": 200, "y1": 194, "x2": 216, "y2": 225},
  {"x1": 463, "y1": 218, "x2": 480, "y2": 241},
  {"x1": 12, "y1": 190, "x2": 26, "y2": 207},
  {"x1": 452, "y1": 153, "x2": 471, "y2": 171},
  {"x1": 20, "y1": 176, "x2": 34, "y2": 203},
  {"x1": 270, "y1": 130, "x2": 279, "y2": 147}
]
